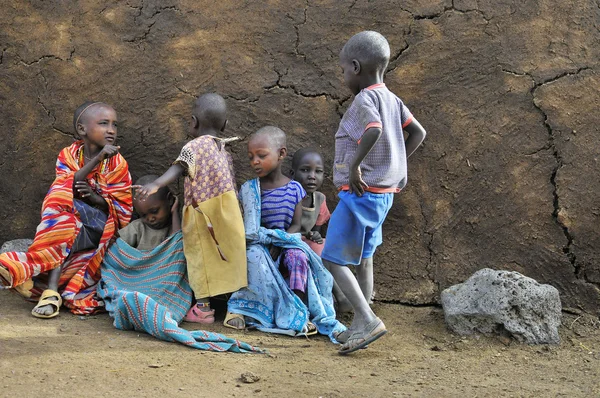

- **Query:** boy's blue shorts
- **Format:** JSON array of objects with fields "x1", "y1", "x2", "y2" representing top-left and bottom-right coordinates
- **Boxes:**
[{"x1": 321, "y1": 190, "x2": 393, "y2": 266}]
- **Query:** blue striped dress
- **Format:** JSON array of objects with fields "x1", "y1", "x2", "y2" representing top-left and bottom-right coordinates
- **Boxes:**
[{"x1": 261, "y1": 180, "x2": 306, "y2": 230}]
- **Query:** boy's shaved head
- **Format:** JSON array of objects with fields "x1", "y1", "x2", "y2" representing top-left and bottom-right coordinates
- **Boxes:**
[
  {"x1": 250, "y1": 126, "x2": 287, "y2": 149},
  {"x1": 192, "y1": 93, "x2": 227, "y2": 129},
  {"x1": 342, "y1": 30, "x2": 390, "y2": 73}
]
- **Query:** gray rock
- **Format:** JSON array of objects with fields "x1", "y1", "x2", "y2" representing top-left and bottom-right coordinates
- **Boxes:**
[
  {"x1": 0, "y1": 239, "x2": 34, "y2": 254},
  {"x1": 441, "y1": 268, "x2": 562, "y2": 344}
]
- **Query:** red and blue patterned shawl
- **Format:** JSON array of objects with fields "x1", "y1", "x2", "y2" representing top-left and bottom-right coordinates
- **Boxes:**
[{"x1": 0, "y1": 140, "x2": 132, "y2": 314}]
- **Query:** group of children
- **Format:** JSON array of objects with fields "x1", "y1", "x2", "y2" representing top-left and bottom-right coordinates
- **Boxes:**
[{"x1": 0, "y1": 30, "x2": 426, "y2": 354}]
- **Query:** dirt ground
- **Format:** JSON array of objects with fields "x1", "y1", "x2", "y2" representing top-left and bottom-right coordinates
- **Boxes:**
[{"x1": 1, "y1": 291, "x2": 599, "y2": 397}]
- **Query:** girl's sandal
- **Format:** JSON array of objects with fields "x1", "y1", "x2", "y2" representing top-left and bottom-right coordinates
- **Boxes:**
[
  {"x1": 183, "y1": 304, "x2": 215, "y2": 324},
  {"x1": 300, "y1": 321, "x2": 318, "y2": 336},
  {"x1": 31, "y1": 289, "x2": 62, "y2": 319},
  {"x1": 223, "y1": 311, "x2": 246, "y2": 330}
]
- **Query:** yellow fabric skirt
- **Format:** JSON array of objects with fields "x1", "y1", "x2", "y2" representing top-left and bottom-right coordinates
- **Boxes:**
[{"x1": 182, "y1": 190, "x2": 247, "y2": 299}]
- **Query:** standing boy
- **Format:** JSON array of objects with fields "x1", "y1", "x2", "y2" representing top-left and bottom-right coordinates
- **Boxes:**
[{"x1": 321, "y1": 31, "x2": 427, "y2": 354}]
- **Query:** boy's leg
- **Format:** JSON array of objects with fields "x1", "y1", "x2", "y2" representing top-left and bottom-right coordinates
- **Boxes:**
[
  {"x1": 325, "y1": 259, "x2": 386, "y2": 352},
  {"x1": 325, "y1": 260, "x2": 375, "y2": 327},
  {"x1": 32, "y1": 266, "x2": 61, "y2": 316},
  {"x1": 355, "y1": 257, "x2": 374, "y2": 304},
  {"x1": 355, "y1": 193, "x2": 393, "y2": 304}
]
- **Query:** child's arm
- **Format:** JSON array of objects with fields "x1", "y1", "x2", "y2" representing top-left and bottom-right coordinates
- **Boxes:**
[
  {"x1": 73, "y1": 145, "x2": 121, "y2": 183},
  {"x1": 134, "y1": 164, "x2": 185, "y2": 200},
  {"x1": 349, "y1": 127, "x2": 382, "y2": 196},
  {"x1": 170, "y1": 195, "x2": 181, "y2": 234},
  {"x1": 404, "y1": 118, "x2": 427, "y2": 158},
  {"x1": 286, "y1": 202, "x2": 303, "y2": 234}
]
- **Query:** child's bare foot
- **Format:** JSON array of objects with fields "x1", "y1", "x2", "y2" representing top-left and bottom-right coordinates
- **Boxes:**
[
  {"x1": 368, "y1": 290, "x2": 376, "y2": 305},
  {"x1": 224, "y1": 311, "x2": 245, "y2": 329}
]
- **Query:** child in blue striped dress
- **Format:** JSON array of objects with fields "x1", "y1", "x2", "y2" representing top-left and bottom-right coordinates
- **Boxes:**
[{"x1": 247, "y1": 126, "x2": 309, "y2": 301}]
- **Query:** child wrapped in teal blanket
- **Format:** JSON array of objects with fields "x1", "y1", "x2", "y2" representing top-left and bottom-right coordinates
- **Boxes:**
[
  {"x1": 98, "y1": 231, "x2": 263, "y2": 353},
  {"x1": 98, "y1": 177, "x2": 262, "y2": 353}
]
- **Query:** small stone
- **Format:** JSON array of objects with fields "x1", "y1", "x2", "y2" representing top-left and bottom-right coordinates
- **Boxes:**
[
  {"x1": 240, "y1": 371, "x2": 260, "y2": 384},
  {"x1": 148, "y1": 364, "x2": 164, "y2": 368},
  {"x1": 441, "y1": 268, "x2": 561, "y2": 344}
]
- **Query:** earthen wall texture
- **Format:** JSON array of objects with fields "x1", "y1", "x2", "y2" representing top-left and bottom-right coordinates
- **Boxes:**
[{"x1": 1, "y1": 0, "x2": 599, "y2": 311}]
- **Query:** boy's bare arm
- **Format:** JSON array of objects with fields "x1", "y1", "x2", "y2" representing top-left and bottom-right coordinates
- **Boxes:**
[
  {"x1": 134, "y1": 164, "x2": 185, "y2": 200},
  {"x1": 404, "y1": 119, "x2": 426, "y2": 158},
  {"x1": 287, "y1": 202, "x2": 304, "y2": 234},
  {"x1": 349, "y1": 127, "x2": 382, "y2": 196}
]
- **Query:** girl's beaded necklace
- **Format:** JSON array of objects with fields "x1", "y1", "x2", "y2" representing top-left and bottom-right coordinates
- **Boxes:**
[{"x1": 79, "y1": 146, "x2": 108, "y2": 174}]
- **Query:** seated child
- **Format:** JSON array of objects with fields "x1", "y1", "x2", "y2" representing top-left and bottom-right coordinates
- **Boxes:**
[
  {"x1": 123, "y1": 175, "x2": 180, "y2": 250},
  {"x1": 249, "y1": 128, "x2": 308, "y2": 301},
  {"x1": 290, "y1": 148, "x2": 352, "y2": 313},
  {"x1": 226, "y1": 127, "x2": 345, "y2": 339},
  {"x1": 0, "y1": 101, "x2": 132, "y2": 318},
  {"x1": 289, "y1": 148, "x2": 330, "y2": 256},
  {"x1": 322, "y1": 31, "x2": 427, "y2": 354},
  {"x1": 134, "y1": 93, "x2": 247, "y2": 324}
]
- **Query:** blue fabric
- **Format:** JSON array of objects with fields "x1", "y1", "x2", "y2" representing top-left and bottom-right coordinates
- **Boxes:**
[
  {"x1": 260, "y1": 180, "x2": 306, "y2": 230},
  {"x1": 71, "y1": 199, "x2": 107, "y2": 253},
  {"x1": 98, "y1": 232, "x2": 264, "y2": 353},
  {"x1": 228, "y1": 178, "x2": 345, "y2": 342},
  {"x1": 321, "y1": 191, "x2": 393, "y2": 266}
]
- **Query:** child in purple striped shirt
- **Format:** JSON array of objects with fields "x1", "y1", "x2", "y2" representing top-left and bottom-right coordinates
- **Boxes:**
[{"x1": 247, "y1": 126, "x2": 309, "y2": 302}]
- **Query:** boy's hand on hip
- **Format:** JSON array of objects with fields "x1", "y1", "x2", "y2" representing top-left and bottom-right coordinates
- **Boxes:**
[{"x1": 348, "y1": 166, "x2": 368, "y2": 196}]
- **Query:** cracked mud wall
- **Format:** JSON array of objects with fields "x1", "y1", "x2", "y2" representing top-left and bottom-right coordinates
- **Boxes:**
[{"x1": 1, "y1": 0, "x2": 599, "y2": 311}]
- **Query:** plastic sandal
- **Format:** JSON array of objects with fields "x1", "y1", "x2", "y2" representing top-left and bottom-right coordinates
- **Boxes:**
[{"x1": 183, "y1": 304, "x2": 215, "y2": 323}]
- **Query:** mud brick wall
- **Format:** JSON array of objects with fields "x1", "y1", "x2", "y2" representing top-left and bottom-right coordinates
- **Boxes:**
[{"x1": 1, "y1": 0, "x2": 598, "y2": 311}]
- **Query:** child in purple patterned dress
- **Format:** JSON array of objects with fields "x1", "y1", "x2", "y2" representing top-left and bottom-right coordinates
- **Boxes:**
[{"x1": 247, "y1": 126, "x2": 310, "y2": 302}]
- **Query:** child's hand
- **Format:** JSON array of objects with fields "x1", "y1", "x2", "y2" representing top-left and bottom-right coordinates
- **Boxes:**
[
  {"x1": 348, "y1": 166, "x2": 368, "y2": 196},
  {"x1": 97, "y1": 145, "x2": 121, "y2": 161},
  {"x1": 74, "y1": 181, "x2": 96, "y2": 199},
  {"x1": 132, "y1": 182, "x2": 160, "y2": 201},
  {"x1": 171, "y1": 195, "x2": 180, "y2": 214},
  {"x1": 269, "y1": 246, "x2": 282, "y2": 261},
  {"x1": 307, "y1": 231, "x2": 323, "y2": 244}
]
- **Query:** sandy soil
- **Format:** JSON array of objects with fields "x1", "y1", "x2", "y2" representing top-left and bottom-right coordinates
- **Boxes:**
[{"x1": 1, "y1": 290, "x2": 599, "y2": 397}]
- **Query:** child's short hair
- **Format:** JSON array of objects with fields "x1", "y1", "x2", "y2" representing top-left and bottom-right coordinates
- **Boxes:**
[
  {"x1": 250, "y1": 126, "x2": 287, "y2": 149},
  {"x1": 342, "y1": 31, "x2": 391, "y2": 73},
  {"x1": 134, "y1": 175, "x2": 170, "y2": 201},
  {"x1": 73, "y1": 101, "x2": 109, "y2": 132},
  {"x1": 193, "y1": 93, "x2": 227, "y2": 129},
  {"x1": 291, "y1": 148, "x2": 323, "y2": 171}
]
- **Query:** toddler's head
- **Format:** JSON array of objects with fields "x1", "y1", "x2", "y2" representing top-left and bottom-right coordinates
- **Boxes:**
[
  {"x1": 189, "y1": 93, "x2": 228, "y2": 138},
  {"x1": 247, "y1": 126, "x2": 287, "y2": 179},
  {"x1": 290, "y1": 148, "x2": 325, "y2": 194},
  {"x1": 133, "y1": 175, "x2": 172, "y2": 230},
  {"x1": 340, "y1": 31, "x2": 390, "y2": 95},
  {"x1": 73, "y1": 101, "x2": 118, "y2": 146}
]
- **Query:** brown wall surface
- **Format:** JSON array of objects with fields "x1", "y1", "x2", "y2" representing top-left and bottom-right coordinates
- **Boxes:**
[{"x1": 1, "y1": 0, "x2": 599, "y2": 311}]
